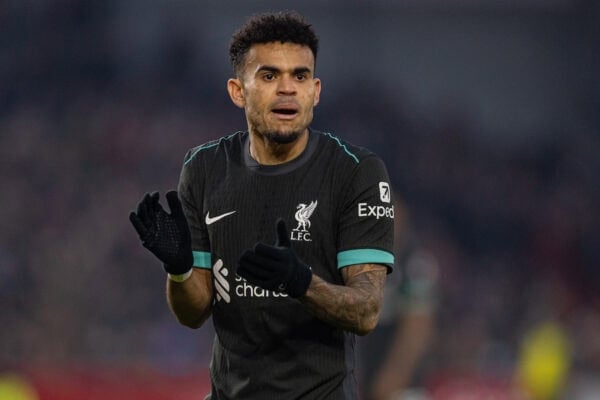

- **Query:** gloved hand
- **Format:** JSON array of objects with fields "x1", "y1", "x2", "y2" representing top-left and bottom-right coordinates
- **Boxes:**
[
  {"x1": 237, "y1": 219, "x2": 312, "y2": 298},
  {"x1": 129, "y1": 190, "x2": 193, "y2": 275}
]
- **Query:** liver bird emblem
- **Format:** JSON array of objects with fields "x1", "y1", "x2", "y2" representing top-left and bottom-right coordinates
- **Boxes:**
[{"x1": 294, "y1": 201, "x2": 318, "y2": 232}]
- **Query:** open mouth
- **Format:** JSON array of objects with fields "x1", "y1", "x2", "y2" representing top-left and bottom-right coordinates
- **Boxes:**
[
  {"x1": 272, "y1": 108, "x2": 297, "y2": 115},
  {"x1": 272, "y1": 108, "x2": 298, "y2": 117},
  {"x1": 271, "y1": 102, "x2": 299, "y2": 119}
]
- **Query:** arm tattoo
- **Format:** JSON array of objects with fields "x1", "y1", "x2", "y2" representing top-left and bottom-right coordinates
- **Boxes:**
[{"x1": 299, "y1": 264, "x2": 387, "y2": 335}]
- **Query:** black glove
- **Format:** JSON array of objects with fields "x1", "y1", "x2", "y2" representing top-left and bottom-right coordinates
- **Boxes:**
[
  {"x1": 129, "y1": 190, "x2": 193, "y2": 275},
  {"x1": 237, "y1": 219, "x2": 312, "y2": 298}
]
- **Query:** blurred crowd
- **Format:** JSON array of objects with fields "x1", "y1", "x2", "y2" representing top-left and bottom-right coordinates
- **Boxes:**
[
  {"x1": 331, "y1": 80, "x2": 600, "y2": 399},
  {"x1": 1, "y1": 2, "x2": 599, "y2": 399}
]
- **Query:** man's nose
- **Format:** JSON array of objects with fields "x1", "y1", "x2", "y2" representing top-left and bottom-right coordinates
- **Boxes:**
[{"x1": 277, "y1": 76, "x2": 297, "y2": 95}]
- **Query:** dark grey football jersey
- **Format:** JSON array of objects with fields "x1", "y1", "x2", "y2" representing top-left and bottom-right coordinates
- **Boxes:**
[{"x1": 178, "y1": 130, "x2": 394, "y2": 400}]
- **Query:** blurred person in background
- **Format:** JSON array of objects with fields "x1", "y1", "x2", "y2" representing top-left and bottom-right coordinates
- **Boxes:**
[
  {"x1": 359, "y1": 195, "x2": 438, "y2": 400},
  {"x1": 129, "y1": 11, "x2": 395, "y2": 400}
]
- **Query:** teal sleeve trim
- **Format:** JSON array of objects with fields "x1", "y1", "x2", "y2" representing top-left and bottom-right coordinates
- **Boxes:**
[
  {"x1": 325, "y1": 132, "x2": 359, "y2": 163},
  {"x1": 192, "y1": 251, "x2": 212, "y2": 269},
  {"x1": 337, "y1": 249, "x2": 394, "y2": 268}
]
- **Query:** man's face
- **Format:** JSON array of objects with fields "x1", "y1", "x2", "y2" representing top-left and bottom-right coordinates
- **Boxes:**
[{"x1": 229, "y1": 42, "x2": 321, "y2": 144}]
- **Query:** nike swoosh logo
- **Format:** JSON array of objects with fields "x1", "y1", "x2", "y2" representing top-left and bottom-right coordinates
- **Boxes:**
[{"x1": 205, "y1": 210, "x2": 236, "y2": 225}]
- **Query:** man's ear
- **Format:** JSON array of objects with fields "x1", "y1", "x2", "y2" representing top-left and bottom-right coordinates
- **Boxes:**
[
  {"x1": 313, "y1": 78, "x2": 321, "y2": 107},
  {"x1": 227, "y1": 78, "x2": 245, "y2": 109}
]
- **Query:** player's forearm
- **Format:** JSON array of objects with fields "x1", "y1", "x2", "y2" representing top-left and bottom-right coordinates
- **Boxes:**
[
  {"x1": 166, "y1": 269, "x2": 213, "y2": 329},
  {"x1": 300, "y1": 265, "x2": 386, "y2": 335}
]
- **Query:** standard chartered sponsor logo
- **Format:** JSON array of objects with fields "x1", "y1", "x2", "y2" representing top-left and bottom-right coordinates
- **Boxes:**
[
  {"x1": 357, "y1": 203, "x2": 394, "y2": 219},
  {"x1": 213, "y1": 258, "x2": 289, "y2": 301},
  {"x1": 213, "y1": 259, "x2": 231, "y2": 303},
  {"x1": 234, "y1": 276, "x2": 289, "y2": 298}
]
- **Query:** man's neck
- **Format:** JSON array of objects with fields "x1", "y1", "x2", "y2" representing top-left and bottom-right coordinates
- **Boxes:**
[{"x1": 249, "y1": 130, "x2": 309, "y2": 165}]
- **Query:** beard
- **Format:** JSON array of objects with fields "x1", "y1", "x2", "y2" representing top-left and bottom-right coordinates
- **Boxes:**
[{"x1": 263, "y1": 129, "x2": 303, "y2": 145}]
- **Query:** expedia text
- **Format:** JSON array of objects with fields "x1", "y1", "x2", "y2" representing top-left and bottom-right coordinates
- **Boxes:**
[{"x1": 357, "y1": 203, "x2": 394, "y2": 219}]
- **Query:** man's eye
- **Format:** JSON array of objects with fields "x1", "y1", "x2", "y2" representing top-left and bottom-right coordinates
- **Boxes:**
[
  {"x1": 296, "y1": 74, "x2": 306, "y2": 81},
  {"x1": 264, "y1": 73, "x2": 275, "y2": 81}
]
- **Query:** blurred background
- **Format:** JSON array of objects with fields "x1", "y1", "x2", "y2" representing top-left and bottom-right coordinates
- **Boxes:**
[{"x1": 1, "y1": 1, "x2": 599, "y2": 399}]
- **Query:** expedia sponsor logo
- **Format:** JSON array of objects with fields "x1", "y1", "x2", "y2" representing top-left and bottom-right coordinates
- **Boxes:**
[
  {"x1": 358, "y1": 203, "x2": 394, "y2": 219},
  {"x1": 379, "y1": 182, "x2": 391, "y2": 203}
]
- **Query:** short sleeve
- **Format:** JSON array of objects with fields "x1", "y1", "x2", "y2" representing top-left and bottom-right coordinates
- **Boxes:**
[
  {"x1": 337, "y1": 155, "x2": 395, "y2": 271},
  {"x1": 178, "y1": 149, "x2": 212, "y2": 269}
]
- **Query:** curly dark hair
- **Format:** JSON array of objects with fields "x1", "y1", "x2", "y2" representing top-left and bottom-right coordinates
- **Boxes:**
[{"x1": 229, "y1": 11, "x2": 319, "y2": 76}]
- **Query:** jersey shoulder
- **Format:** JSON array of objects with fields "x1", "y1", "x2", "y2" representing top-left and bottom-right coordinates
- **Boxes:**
[
  {"x1": 315, "y1": 130, "x2": 379, "y2": 163},
  {"x1": 182, "y1": 131, "x2": 245, "y2": 166}
]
